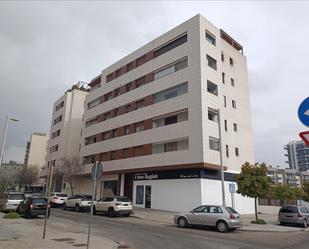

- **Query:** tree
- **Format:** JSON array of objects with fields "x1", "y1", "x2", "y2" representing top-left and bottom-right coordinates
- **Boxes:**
[
  {"x1": 236, "y1": 162, "x2": 272, "y2": 222},
  {"x1": 15, "y1": 166, "x2": 39, "y2": 190},
  {"x1": 303, "y1": 182, "x2": 309, "y2": 202},
  {"x1": 54, "y1": 157, "x2": 83, "y2": 196}
]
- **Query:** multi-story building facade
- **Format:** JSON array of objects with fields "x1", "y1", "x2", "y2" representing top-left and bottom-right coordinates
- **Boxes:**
[
  {"x1": 24, "y1": 132, "x2": 49, "y2": 169},
  {"x1": 284, "y1": 140, "x2": 309, "y2": 171},
  {"x1": 40, "y1": 83, "x2": 89, "y2": 192},
  {"x1": 80, "y1": 14, "x2": 255, "y2": 213}
]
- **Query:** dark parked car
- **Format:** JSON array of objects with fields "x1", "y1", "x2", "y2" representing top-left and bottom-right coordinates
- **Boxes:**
[
  {"x1": 17, "y1": 197, "x2": 50, "y2": 219},
  {"x1": 279, "y1": 205, "x2": 309, "y2": 227}
]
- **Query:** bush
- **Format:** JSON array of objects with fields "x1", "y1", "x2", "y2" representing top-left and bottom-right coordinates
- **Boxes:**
[
  {"x1": 251, "y1": 219, "x2": 267, "y2": 225},
  {"x1": 3, "y1": 212, "x2": 20, "y2": 219}
]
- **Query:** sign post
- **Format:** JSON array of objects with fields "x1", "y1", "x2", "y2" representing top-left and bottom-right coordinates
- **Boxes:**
[
  {"x1": 229, "y1": 183, "x2": 236, "y2": 209},
  {"x1": 86, "y1": 161, "x2": 102, "y2": 249}
]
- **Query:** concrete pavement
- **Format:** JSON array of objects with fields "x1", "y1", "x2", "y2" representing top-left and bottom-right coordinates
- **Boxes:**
[{"x1": 0, "y1": 212, "x2": 118, "y2": 249}]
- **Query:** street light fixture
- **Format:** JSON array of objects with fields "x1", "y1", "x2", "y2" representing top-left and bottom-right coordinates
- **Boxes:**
[{"x1": 0, "y1": 115, "x2": 19, "y2": 167}]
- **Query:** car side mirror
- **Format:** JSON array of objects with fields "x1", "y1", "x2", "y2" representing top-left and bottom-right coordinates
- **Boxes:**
[{"x1": 190, "y1": 210, "x2": 194, "y2": 214}]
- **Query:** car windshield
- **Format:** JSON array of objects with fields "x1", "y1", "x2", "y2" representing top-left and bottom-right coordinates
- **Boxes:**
[
  {"x1": 116, "y1": 197, "x2": 130, "y2": 202},
  {"x1": 225, "y1": 207, "x2": 238, "y2": 214},
  {"x1": 32, "y1": 198, "x2": 47, "y2": 205},
  {"x1": 8, "y1": 194, "x2": 25, "y2": 200},
  {"x1": 82, "y1": 195, "x2": 92, "y2": 200},
  {"x1": 56, "y1": 194, "x2": 67, "y2": 197}
]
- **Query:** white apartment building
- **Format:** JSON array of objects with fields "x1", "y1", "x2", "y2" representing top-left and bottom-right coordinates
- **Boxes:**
[
  {"x1": 41, "y1": 83, "x2": 89, "y2": 192},
  {"x1": 24, "y1": 132, "x2": 49, "y2": 169},
  {"x1": 80, "y1": 14, "x2": 255, "y2": 213}
]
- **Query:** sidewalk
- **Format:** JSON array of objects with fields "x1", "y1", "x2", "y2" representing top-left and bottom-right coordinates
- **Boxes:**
[
  {"x1": 132, "y1": 208, "x2": 308, "y2": 232},
  {"x1": 0, "y1": 213, "x2": 118, "y2": 249}
]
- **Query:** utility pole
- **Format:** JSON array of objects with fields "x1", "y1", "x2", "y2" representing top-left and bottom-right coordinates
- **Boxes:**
[{"x1": 217, "y1": 109, "x2": 226, "y2": 206}]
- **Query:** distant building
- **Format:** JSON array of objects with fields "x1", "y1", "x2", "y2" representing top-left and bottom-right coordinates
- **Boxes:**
[
  {"x1": 40, "y1": 82, "x2": 89, "y2": 192},
  {"x1": 24, "y1": 132, "x2": 49, "y2": 169},
  {"x1": 284, "y1": 141, "x2": 309, "y2": 171}
]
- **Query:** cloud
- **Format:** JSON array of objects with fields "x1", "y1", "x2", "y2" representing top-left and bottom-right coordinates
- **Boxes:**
[{"x1": 0, "y1": 1, "x2": 308, "y2": 168}]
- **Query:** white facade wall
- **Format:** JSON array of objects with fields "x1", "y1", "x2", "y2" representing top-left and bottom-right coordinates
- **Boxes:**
[{"x1": 27, "y1": 133, "x2": 49, "y2": 168}]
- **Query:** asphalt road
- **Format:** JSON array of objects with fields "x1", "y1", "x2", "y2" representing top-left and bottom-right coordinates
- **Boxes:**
[{"x1": 46, "y1": 208, "x2": 309, "y2": 249}]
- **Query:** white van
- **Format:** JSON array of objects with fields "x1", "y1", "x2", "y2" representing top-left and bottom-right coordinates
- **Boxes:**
[{"x1": 0, "y1": 192, "x2": 25, "y2": 212}]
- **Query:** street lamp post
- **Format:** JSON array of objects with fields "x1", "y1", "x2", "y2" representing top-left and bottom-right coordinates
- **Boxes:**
[
  {"x1": 0, "y1": 115, "x2": 19, "y2": 167},
  {"x1": 217, "y1": 109, "x2": 226, "y2": 206}
]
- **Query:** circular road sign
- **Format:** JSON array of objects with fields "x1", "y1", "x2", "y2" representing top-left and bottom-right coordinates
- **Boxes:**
[{"x1": 298, "y1": 97, "x2": 309, "y2": 127}]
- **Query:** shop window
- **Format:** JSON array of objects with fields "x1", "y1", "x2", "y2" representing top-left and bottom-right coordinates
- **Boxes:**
[{"x1": 136, "y1": 185, "x2": 144, "y2": 205}]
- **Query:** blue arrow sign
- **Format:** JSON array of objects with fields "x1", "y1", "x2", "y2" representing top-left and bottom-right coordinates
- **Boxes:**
[{"x1": 298, "y1": 97, "x2": 309, "y2": 127}]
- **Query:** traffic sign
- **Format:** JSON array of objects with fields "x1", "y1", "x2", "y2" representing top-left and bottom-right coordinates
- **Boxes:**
[
  {"x1": 229, "y1": 183, "x2": 236, "y2": 193},
  {"x1": 91, "y1": 161, "x2": 103, "y2": 180},
  {"x1": 298, "y1": 97, "x2": 309, "y2": 127},
  {"x1": 299, "y1": 131, "x2": 309, "y2": 147}
]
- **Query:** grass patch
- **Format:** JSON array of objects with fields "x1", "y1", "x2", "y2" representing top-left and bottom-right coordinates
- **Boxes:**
[
  {"x1": 251, "y1": 219, "x2": 267, "y2": 225},
  {"x1": 3, "y1": 212, "x2": 20, "y2": 219}
]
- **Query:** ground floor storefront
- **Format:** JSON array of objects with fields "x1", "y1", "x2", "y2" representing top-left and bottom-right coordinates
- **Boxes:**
[{"x1": 50, "y1": 168, "x2": 254, "y2": 214}]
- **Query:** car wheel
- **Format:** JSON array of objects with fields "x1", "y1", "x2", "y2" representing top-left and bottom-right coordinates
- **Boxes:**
[
  {"x1": 107, "y1": 207, "x2": 115, "y2": 217},
  {"x1": 25, "y1": 210, "x2": 31, "y2": 219},
  {"x1": 124, "y1": 213, "x2": 130, "y2": 217},
  {"x1": 63, "y1": 203, "x2": 67, "y2": 210},
  {"x1": 93, "y1": 206, "x2": 96, "y2": 215},
  {"x1": 303, "y1": 219, "x2": 307, "y2": 228},
  {"x1": 216, "y1": 220, "x2": 229, "y2": 233},
  {"x1": 75, "y1": 204, "x2": 80, "y2": 212},
  {"x1": 280, "y1": 221, "x2": 285, "y2": 226},
  {"x1": 177, "y1": 217, "x2": 188, "y2": 228}
]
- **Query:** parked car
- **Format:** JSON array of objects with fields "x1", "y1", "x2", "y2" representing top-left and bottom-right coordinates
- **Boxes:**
[
  {"x1": 49, "y1": 192, "x2": 68, "y2": 207},
  {"x1": 16, "y1": 197, "x2": 50, "y2": 219},
  {"x1": 278, "y1": 205, "x2": 309, "y2": 227},
  {"x1": 93, "y1": 196, "x2": 132, "y2": 217},
  {"x1": 174, "y1": 205, "x2": 242, "y2": 232},
  {"x1": 63, "y1": 195, "x2": 92, "y2": 212},
  {"x1": 0, "y1": 192, "x2": 25, "y2": 212}
]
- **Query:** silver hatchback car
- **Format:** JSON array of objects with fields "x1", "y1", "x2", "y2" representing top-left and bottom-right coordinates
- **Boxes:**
[
  {"x1": 278, "y1": 205, "x2": 309, "y2": 227},
  {"x1": 174, "y1": 205, "x2": 242, "y2": 232}
]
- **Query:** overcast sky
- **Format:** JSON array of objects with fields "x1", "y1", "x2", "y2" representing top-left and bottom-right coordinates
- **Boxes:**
[{"x1": 0, "y1": 1, "x2": 308, "y2": 167}]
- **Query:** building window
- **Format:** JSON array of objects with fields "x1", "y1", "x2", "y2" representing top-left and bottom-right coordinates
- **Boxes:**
[
  {"x1": 136, "y1": 99, "x2": 145, "y2": 109},
  {"x1": 52, "y1": 129, "x2": 60, "y2": 139},
  {"x1": 208, "y1": 108, "x2": 218, "y2": 122},
  {"x1": 154, "y1": 82, "x2": 188, "y2": 103},
  {"x1": 55, "y1": 101, "x2": 64, "y2": 111},
  {"x1": 206, "y1": 55, "x2": 217, "y2": 70},
  {"x1": 223, "y1": 96, "x2": 227, "y2": 107},
  {"x1": 136, "y1": 185, "x2": 144, "y2": 205},
  {"x1": 229, "y1": 57, "x2": 234, "y2": 66},
  {"x1": 86, "y1": 116, "x2": 99, "y2": 127},
  {"x1": 222, "y1": 72, "x2": 225, "y2": 84},
  {"x1": 221, "y1": 53, "x2": 224, "y2": 62},
  {"x1": 114, "y1": 88, "x2": 120, "y2": 97},
  {"x1": 105, "y1": 92, "x2": 113, "y2": 101},
  {"x1": 164, "y1": 115, "x2": 177, "y2": 126},
  {"x1": 232, "y1": 100, "x2": 236, "y2": 109},
  {"x1": 206, "y1": 30, "x2": 216, "y2": 46},
  {"x1": 135, "y1": 76, "x2": 146, "y2": 88},
  {"x1": 126, "y1": 82, "x2": 134, "y2": 92},
  {"x1": 112, "y1": 129, "x2": 117, "y2": 138},
  {"x1": 134, "y1": 122, "x2": 144, "y2": 133},
  {"x1": 207, "y1": 80, "x2": 218, "y2": 96},
  {"x1": 235, "y1": 147, "x2": 239, "y2": 157},
  {"x1": 164, "y1": 142, "x2": 178, "y2": 152},
  {"x1": 233, "y1": 123, "x2": 238, "y2": 132},
  {"x1": 209, "y1": 137, "x2": 220, "y2": 151},
  {"x1": 111, "y1": 151, "x2": 117, "y2": 160},
  {"x1": 124, "y1": 125, "x2": 131, "y2": 135},
  {"x1": 103, "y1": 131, "x2": 110, "y2": 140},
  {"x1": 224, "y1": 120, "x2": 228, "y2": 132},
  {"x1": 154, "y1": 34, "x2": 187, "y2": 58},
  {"x1": 226, "y1": 145, "x2": 229, "y2": 158},
  {"x1": 154, "y1": 58, "x2": 188, "y2": 80},
  {"x1": 53, "y1": 115, "x2": 62, "y2": 125},
  {"x1": 231, "y1": 78, "x2": 235, "y2": 87}
]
